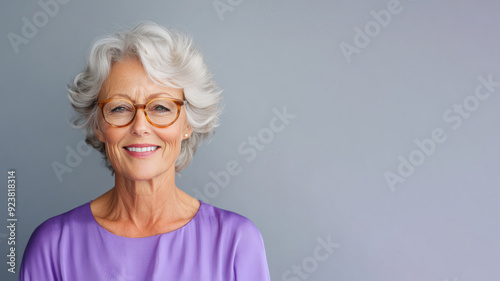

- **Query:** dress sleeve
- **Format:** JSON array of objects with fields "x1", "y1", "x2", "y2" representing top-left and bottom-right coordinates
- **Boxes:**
[
  {"x1": 233, "y1": 219, "x2": 271, "y2": 281},
  {"x1": 18, "y1": 220, "x2": 62, "y2": 281}
]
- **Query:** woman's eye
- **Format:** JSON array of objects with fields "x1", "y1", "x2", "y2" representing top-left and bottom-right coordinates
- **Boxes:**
[
  {"x1": 111, "y1": 106, "x2": 130, "y2": 113},
  {"x1": 153, "y1": 105, "x2": 171, "y2": 112}
]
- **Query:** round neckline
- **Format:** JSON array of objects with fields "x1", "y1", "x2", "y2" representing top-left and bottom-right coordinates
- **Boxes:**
[{"x1": 86, "y1": 199, "x2": 204, "y2": 239}]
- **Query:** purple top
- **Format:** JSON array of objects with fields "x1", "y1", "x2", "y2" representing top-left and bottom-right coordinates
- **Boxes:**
[{"x1": 18, "y1": 200, "x2": 271, "y2": 281}]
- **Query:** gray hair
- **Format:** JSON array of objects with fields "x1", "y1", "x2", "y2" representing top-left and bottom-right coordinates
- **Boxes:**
[{"x1": 67, "y1": 21, "x2": 222, "y2": 175}]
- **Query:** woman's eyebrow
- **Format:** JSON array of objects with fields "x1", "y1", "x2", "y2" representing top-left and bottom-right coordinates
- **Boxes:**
[{"x1": 106, "y1": 92, "x2": 177, "y2": 101}]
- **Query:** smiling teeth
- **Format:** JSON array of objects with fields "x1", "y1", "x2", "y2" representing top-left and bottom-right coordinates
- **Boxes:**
[{"x1": 125, "y1": 146, "x2": 158, "y2": 152}]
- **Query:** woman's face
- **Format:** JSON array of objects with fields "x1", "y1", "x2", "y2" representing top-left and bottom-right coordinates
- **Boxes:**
[{"x1": 94, "y1": 56, "x2": 191, "y2": 181}]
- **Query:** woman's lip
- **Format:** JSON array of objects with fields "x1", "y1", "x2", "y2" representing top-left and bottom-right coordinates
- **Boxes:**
[
  {"x1": 124, "y1": 143, "x2": 159, "y2": 148},
  {"x1": 123, "y1": 146, "x2": 159, "y2": 158}
]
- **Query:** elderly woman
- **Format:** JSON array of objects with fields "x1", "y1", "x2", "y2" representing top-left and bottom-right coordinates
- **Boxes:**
[{"x1": 19, "y1": 21, "x2": 271, "y2": 281}]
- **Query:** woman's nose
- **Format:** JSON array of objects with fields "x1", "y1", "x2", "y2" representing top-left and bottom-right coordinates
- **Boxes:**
[{"x1": 130, "y1": 107, "x2": 152, "y2": 136}]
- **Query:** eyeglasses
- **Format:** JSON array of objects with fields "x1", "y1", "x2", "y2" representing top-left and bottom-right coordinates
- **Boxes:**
[{"x1": 98, "y1": 97, "x2": 185, "y2": 128}]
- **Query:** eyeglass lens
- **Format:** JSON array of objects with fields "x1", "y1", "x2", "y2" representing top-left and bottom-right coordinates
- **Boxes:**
[{"x1": 102, "y1": 99, "x2": 179, "y2": 126}]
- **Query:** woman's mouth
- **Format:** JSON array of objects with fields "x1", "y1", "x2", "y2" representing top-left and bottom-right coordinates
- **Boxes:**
[
  {"x1": 123, "y1": 145, "x2": 160, "y2": 158},
  {"x1": 124, "y1": 146, "x2": 159, "y2": 152}
]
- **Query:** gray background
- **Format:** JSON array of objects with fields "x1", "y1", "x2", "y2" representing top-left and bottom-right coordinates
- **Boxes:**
[{"x1": 1, "y1": 0, "x2": 499, "y2": 280}]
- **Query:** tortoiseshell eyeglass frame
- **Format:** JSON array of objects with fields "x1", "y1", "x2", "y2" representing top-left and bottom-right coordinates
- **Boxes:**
[{"x1": 97, "y1": 97, "x2": 185, "y2": 128}]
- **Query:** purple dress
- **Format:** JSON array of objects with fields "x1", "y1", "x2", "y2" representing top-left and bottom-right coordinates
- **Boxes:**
[{"x1": 18, "y1": 200, "x2": 271, "y2": 280}]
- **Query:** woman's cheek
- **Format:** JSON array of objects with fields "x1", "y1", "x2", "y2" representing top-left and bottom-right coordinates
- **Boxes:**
[{"x1": 105, "y1": 140, "x2": 125, "y2": 170}]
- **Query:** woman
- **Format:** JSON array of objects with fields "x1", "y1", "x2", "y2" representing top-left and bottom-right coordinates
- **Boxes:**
[{"x1": 19, "y1": 21, "x2": 271, "y2": 280}]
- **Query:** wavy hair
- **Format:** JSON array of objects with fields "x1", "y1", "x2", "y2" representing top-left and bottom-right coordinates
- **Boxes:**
[{"x1": 67, "y1": 21, "x2": 222, "y2": 174}]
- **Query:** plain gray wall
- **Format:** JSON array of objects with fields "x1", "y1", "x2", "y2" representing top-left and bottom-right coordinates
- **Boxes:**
[{"x1": 2, "y1": 0, "x2": 500, "y2": 280}]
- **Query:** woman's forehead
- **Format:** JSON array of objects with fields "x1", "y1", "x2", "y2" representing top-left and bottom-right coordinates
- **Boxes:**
[
  {"x1": 101, "y1": 92, "x2": 184, "y2": 102},
  {"x1": 99, "y1": 58, "x2": 183, "y2": 101}
]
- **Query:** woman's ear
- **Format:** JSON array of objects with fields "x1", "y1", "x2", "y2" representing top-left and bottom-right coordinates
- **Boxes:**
[
  {"x1": 93, "y1": 120, "x2": 105, "y2": 143},
  {"x1": 182, "y1": 124, "x2": 193, "y2": 140}
]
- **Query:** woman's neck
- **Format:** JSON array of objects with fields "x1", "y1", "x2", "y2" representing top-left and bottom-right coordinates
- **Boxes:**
[{"x1": 91, "y1": 171, "x2": 200, "y2": 237}]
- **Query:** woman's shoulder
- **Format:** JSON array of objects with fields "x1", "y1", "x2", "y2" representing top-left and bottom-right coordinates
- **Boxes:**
[
  {"x1": 198, "y1": 201, "x2": 264, "y2": 238},
  {"x1": 27, "y1": 201, "x2": 92, "y2": 244},
  {"x1": 19, "y1": 202, "x2": 93, "y2": 279},
  {"x1": 198, "y1": 201, "x2": 270, "y2": 279}
]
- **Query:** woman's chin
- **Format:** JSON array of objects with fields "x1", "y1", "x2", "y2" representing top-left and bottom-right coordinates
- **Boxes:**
[{"x1": 118, "y1": 167, "x2": 167, "y2": 182}]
